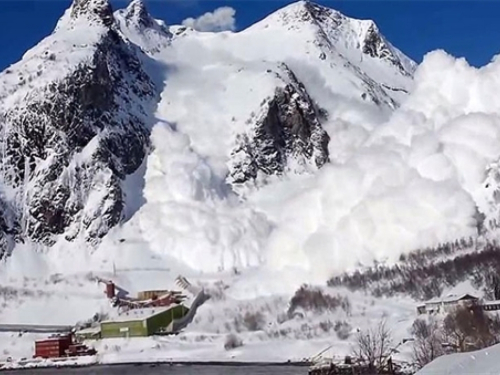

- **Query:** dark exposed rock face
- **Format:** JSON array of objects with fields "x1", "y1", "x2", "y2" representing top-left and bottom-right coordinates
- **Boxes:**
[
  {"x1": 228, "y1": 64, "x2": 330, "y2": 186},
  {"x1": 114, "y1": 0, "x2": 172, "y2": 55},
  {"x1": 123, "y1": 0, "x2": 155, "y2": 29},
  {"x1": 362, "y1": 24, "x2": 410, "y2": 77},
  {"x1": 0, "y1": 1, "x2": 156, "y2": 257},
  {"x1": 70, "y1": 0, "x2": 114, "y2": 26}
]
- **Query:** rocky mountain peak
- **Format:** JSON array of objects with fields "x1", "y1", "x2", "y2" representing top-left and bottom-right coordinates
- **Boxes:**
[
  {"x1": 359, "y1": 21, "x2": 415, "y2": 76},
  {"x1": 123, "y1": 0, "x2": 155, "y2": 29},
  {"x1": 253, "y1": 1, "x2": 415, "y2": 77},
  {"x1": 69, "y1": 0, "x2": 114, "y2": 26},
  {"x1": 262, "y1": 1, "x2": 341, "y2": 29}
]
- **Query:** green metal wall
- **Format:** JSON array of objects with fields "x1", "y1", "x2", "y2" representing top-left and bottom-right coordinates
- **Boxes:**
[
  {"x1": 100, "y1": 305, "x2": 190, "y2": 338},
  {"x1": 147, "y1": 305, "x2": 189, "y2": 335},
  {"x1": 101, "y1": 319, "x2": 148, "y2": 338}
]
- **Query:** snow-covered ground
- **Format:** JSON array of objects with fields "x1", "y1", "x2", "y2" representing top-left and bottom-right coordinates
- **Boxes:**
[{"x1": 416, "y1": 342, "x2": 500, "y2": 375}]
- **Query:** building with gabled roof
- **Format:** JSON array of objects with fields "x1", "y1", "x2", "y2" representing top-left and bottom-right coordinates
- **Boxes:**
[{"x1": 417, "y1": 294, "x2": 478, "y2": 315}]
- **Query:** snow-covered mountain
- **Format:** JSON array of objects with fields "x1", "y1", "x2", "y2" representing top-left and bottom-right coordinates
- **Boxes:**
[
  {"x1": 4, "y1": 0, "x2": 500, "y2": 366},
  {"x1": 0, "y1": 0, "x2": 415, "y2": 268},
  {"x1": 0, "y1": 0, "x2": 158, "y2": 257}
]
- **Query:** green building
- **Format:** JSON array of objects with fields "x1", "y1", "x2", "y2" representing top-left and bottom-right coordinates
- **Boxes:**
[{"x1": 100, "y1": 305, "x2": 189, "y2": 338}]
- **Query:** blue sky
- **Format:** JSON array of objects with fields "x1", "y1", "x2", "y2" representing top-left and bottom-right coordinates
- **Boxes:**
[{"x1": 0, "y1": 0, "x2": 499, "y2": 71}]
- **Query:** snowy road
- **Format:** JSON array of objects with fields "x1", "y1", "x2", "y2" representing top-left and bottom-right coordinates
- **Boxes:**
[{"x1": 0, "y1": 324, "x2": 73, "y2": 333}]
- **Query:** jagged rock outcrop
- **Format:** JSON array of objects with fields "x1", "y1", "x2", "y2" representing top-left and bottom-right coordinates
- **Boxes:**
[
  {"x1": 0, "y1": 0, "x2": 156, "y2": 256},
  {"x1": 361, "y1": 23, "x2": 410, "y2": 76},
  {"x1": 123, "y1": 0, "x2": 155, "y2": 28},
  {"x1": 228, "y1": 64, "x2": 330, "y2": 186},
  {"x1": 114, "y1": 0, "x2": 171, "y2": 54},
  {"x1": 70, "y1": 0, "x2": 114, "y2": 26},
  {"x1": 480, "y1": 162, "x2": 500, "y2": 232}
]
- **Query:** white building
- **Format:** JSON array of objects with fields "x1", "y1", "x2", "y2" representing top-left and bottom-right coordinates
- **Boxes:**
[{"x1": 417, "y1": 294, "x2": 478, "y2": 314}]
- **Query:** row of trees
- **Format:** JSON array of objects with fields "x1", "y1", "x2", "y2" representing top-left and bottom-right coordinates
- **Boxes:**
[{"x1": 328, "y1": 242, "x2": 500, "y2": 300}]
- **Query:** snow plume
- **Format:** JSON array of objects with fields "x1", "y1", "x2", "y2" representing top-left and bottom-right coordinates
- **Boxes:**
[
  {"x1": 129, "y1": 121, "x2": 271, "y2": 273},
  {"x1": 182, "y1": 7, "x2": 236, "y2": 32},
  {"x1": 89, "y1": 51, "x2": 500, "y2": 287},
  {"x1": 260, "y1": 50, "x2": 500, "y2": 280}
]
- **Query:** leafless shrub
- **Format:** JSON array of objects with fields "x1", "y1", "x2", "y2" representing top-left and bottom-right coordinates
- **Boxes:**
[
  {"x1": 243, "y1": 311, "x2": 265, "y2": 331},
  {"x1": 288, "y1": 285, "x2": 351, "y2": 316},
  {"x1": 411, "y1": 318, "x2": 446, "y2": 368},
  {"x1": 224, "y1": 333, "x2": 243, "y2": 350},
  {"x1": 341, "y1": 297, "x2": 352, "y2": 315},
  {"x1": 194, "y1": 335, "x2": 207, "y2": 342},
  {"x1": 233, "y1": 315, "x2": 244, "y2": 333},
  {"x1": 352, "y1": 319, "x2": 393, "y2": 369},
  {"x1": 334, "y1": 320, "x2": 352, "y2": 340},
  {"x1": 276, "y1": 312, "x2": 288, "y2": 324},
  {"x1": 0, "y1": 286, "x2": 18, "y2": 300},
  {"x1": 319, "y1": 320, "x2": 333, "y2": 333}
]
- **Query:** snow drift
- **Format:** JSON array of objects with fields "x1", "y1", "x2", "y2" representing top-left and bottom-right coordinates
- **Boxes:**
[{"x1": 416, "y1": 342, "x2": 500, "y2": 375}]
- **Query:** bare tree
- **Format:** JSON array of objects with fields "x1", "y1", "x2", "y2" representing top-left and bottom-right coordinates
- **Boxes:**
[
  {"x1": 411, "y1": 318, "x2": 446, "y2": 368},
  {"x1": 353, "y1": 319, "x2": 393, "y2": 369},
  {"x1": 443, "y1": 305, "x2": 496, "y2": 352}
]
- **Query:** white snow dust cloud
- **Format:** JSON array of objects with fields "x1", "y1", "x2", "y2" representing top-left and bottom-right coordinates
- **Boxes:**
[
  {"x1": 182, "y1": 7, "x2": 236, "y2": 32},
  {"x1": 261, "y1": 50, "x2": 500, "y2": 279},
  {"x1": 10, "y1": 48, "x2": 500, "y2": 289},
  {"x1": 135, "y1": 122, "x2": 271, "y2": 272},
  {"x1": 108, "y1": 50, "x2": 500, "y2": 286}
]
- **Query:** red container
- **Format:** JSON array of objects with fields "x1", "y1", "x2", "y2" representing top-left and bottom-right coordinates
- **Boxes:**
[
  {"x1": 106, "y1": 282, "x2": 116, "y2": 299},
  {"x1": 34, "y1": 335, "x2": 72, "y2": 358}
]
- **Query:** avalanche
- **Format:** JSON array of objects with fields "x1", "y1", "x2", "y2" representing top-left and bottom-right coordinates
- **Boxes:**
[{"x1": 1, "y1": 0, "x2": 500, "y2": 365}]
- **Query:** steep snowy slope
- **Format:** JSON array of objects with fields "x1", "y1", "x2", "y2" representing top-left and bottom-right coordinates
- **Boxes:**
[
  {"x1": 91, "y1": 0, "x2": 418, "y2": 280},
  {"x1": 0, "y1": 0, "x2": 158, "y2": 257}
]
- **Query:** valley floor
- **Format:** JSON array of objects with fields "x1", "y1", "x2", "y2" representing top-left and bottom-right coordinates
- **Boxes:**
[{"x1": 0, "y1": 264, "x2": 419, "y2": 371}]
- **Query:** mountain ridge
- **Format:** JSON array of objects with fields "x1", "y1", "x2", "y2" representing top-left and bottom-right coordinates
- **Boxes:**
[{"x1": 0, "y1": 0, "x2": 417, "y2": 277}]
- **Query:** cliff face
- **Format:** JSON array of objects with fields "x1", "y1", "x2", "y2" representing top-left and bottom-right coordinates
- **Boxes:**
[
  {"x1": 228, "y1": 64, "x2": 330, "y2": 186},
  {"x1": 0, "y1": 0, "x2": 157, "y2": 256}
]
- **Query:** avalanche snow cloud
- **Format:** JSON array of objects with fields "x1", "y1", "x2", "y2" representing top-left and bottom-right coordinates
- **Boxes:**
[
  {"x1": 133, "y1": 49, "x2": 497, "y2": 282},
  {"x1": 262, "y1": 51, "x2": 500, "y2": 279},
  {"x1": 1, "y1": 0, "x2": 500, "y2": 290}
]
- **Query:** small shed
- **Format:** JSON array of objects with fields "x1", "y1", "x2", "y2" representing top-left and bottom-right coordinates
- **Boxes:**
[
  {"x1": 100, "y1": 304, "x2": 189, "y2": 338},
  {"x1": 75, "y1": 326, "x2": 102, "y2": 341}
]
